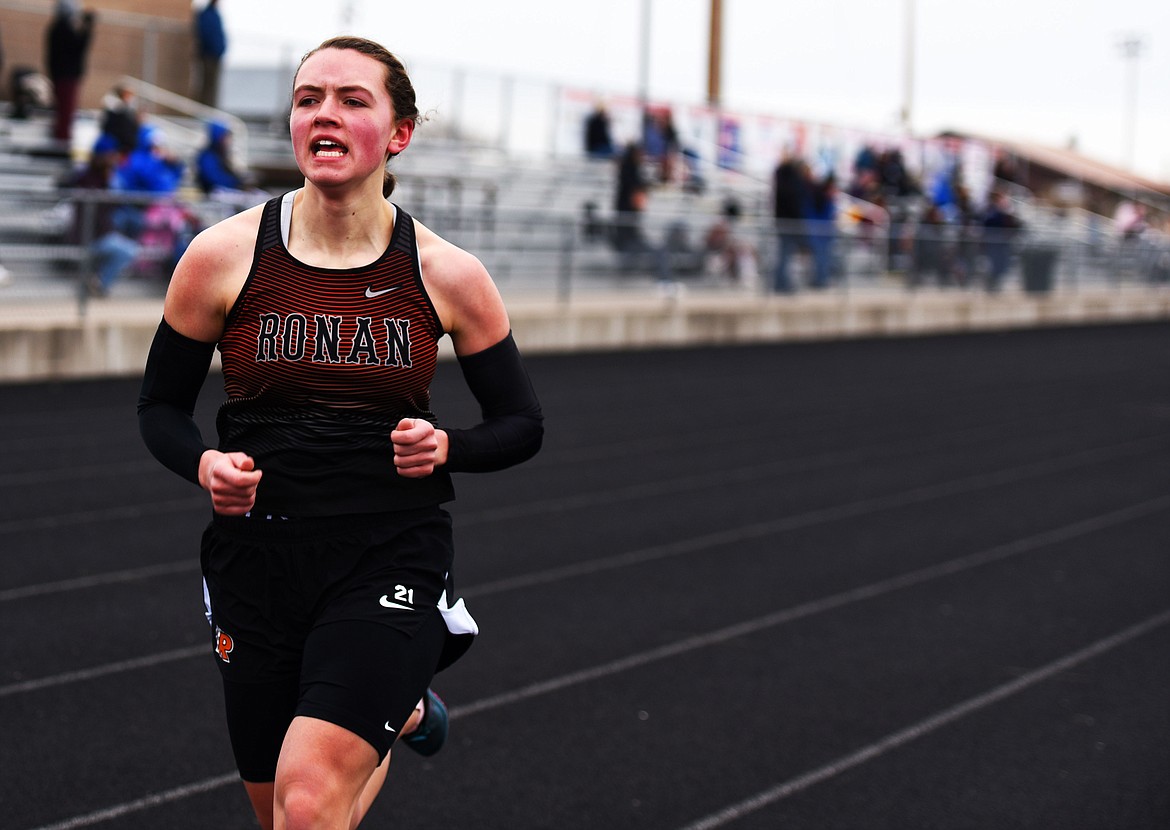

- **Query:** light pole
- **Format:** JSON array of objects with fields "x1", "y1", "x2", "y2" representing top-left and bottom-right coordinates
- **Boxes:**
[
  {"x1": 707, "y1": 0, "x2": 723, "y2": 108},
  {"x1": 638, "y1": 0, "x2": 652, "y2": 109},
  {"x1": 1118, "y1": 34, "x2": 1144, "y2": 171},
  {"x1": 902, "y1": 0, "x2": 915, "y2": 135}
]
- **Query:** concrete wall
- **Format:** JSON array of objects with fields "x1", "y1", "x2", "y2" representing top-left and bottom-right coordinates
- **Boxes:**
[
  {"x1": 2, "y1": 288, "x2": 1169, "y2": 384},
  {"x1": 506, "y1": 289, "x2": 1170, "y2": 353}
]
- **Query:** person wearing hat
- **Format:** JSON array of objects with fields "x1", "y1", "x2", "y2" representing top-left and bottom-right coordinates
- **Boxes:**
[{"x1": 196, "y1": 121, "x2": 245, "y2": 195}]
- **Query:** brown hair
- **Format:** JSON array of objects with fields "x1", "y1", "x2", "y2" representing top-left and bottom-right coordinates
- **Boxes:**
[{"x1": 296, "y1": 36, "x2": 420, "y2": 197}]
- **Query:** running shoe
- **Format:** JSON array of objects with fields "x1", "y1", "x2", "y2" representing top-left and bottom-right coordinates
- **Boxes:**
[{"x1": 402, "y1": 688, "x2": 448, "y2": 757}]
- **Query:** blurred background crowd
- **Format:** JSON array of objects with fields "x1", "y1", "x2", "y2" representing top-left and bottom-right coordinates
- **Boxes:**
[{"x1": 0, "y1": 0, "x2": 1167, "y2": 303}]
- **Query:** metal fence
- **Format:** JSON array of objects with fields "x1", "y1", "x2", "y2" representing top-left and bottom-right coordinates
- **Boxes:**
[
  {"x1": 418, "y1": 202, "x2": 1170, "y2": 300},
  {"x1": 0, "y1": 185, "x2": 246, "y2": 308},
  {"x1": 2, "y1": 183, "x2": 1169, "y2": 316}
]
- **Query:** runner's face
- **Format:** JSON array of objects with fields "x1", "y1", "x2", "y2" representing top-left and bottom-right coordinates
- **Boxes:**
[{"x1": 290, "y1": 48, "x2": 412, "y2": 188}]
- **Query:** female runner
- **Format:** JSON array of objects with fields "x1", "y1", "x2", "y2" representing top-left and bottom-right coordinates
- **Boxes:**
[{"x1": 138, "y1": 36, "x2": 543, "y2": 829}]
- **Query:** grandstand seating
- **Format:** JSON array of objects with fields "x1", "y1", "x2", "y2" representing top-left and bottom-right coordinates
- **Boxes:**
[{"x1": 1, "y1": 102, "x2": 1167, "y2": 303}]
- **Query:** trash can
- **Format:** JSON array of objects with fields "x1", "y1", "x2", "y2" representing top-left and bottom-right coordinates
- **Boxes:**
[{"x1": 1020, "y1": 245, "x2": 1059, "y2": 294}]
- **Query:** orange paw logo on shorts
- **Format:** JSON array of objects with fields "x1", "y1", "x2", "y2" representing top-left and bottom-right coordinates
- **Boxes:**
[{"x1": 214, "y1": 627, "x2": 235, "y2": 663}]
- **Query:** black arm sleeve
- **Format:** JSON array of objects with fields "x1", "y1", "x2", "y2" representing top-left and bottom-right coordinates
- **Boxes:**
[
  {"x1": 444, "y1": 331, "x2": 544, "y2": 473},
  {"x1": 137, "y1": 318, "x2": 216, "y2": 486}
]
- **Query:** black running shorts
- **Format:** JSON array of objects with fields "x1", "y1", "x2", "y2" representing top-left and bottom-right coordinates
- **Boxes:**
[{"x1": 200, "y1": 507, "x2": 455, "y2": 781}]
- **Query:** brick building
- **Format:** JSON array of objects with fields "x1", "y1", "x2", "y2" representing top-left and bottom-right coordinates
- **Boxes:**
[{"x1": 1, "y1": 0, "x2": 193, "y2": 109}]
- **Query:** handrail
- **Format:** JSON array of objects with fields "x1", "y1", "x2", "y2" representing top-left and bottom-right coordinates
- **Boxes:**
[{"x1": 117, "y1": 76, "x2": 249, "y2": 169}]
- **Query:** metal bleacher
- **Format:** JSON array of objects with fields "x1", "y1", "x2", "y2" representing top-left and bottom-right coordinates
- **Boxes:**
[{"x1": 3, "y1": 92, "x2": 1168, "y2": 310}]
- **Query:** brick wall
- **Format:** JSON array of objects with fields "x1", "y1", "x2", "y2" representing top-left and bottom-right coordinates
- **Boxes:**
[{"x1": 1, "y1": 1, "x2": 194, "y2": 108}]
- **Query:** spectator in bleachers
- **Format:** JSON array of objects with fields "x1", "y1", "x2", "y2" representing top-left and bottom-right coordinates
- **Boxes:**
[
  {"x1": 657, "y1": 109, "x2": 680, "y2": 184},
  {"x1": 193, "y1": 0, "x2": 227, "y2": 108},
  {"x1": 196, "y1": 121, "x2": 268, "y2": 210},
  {"x1": 929, "y1": 160, "x2": 959, "y2": 221},
  {"x1": 583, "y1": 103, "x2": 615, "y2": 159},
  {"x1": 853, "y1": 143, "x2": 879, "y2": 182},
  {"x1": 65, "y1": 134, "x2": 141, "y2": 297},
  {"x1": 848, "y1": 165, "x2": 882, "y2": 204},
  {"x1": 44, "y1": 0, "x2": 95, "y2": 144},
  {"x1": 878, "y1": 148, "x2": 918, "y2": 198},
  {"x1": 116, "y1": 124, "x2": 198, "y2": 277},
  {"x1": 99, "y1": 83, "x2": 140, "y2": 155},
  {"x1": 613, "y1": 141, "x2": 650, "y2": 267},
  {"x1": 1115, "y1": 201, "x2": 1149, "y2": 241},
  {"x1": 845, "y1": 166, "x2": 886, "y2": 250},
  {"x1": 981, "y1": 190, "x2": 1023, "y2": 291},
  {"x1": 704, "y1": 197, "x2": 759, "y2": 287},
  {"x1": 118, "y1": 124, "x2": 185, "y2": 194},
  {"x1": 196, "y1": 121, "x2": 244, "y2": 194},
  {"x1": 641, "y1": 107, "x2": 679, "y2": 184},
  {"x1": 771, "y1": 152, "x2": 807, "y2": 293},
  {"x1": 909, "y1": 202, "x2": 950, "y2": 288},
  {"x1": 805, "y1": 173, "x2": 839, "y2": 289},
  {"x1": 951, "y1": 184, "x2": 981, "y2": 287}
]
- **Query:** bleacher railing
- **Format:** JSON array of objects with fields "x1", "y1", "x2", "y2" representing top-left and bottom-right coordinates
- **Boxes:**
[{"x1": 1, "y1": 184, "x2": 1168, "y2": 316}]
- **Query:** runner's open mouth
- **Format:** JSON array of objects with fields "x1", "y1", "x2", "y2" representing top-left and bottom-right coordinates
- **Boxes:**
[{"x1": 313, "y1": 139, "x2": 348, "y2": 157}]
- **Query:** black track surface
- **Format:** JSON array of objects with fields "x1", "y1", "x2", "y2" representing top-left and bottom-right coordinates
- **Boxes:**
[{"x1": 2, "y1": 323, "x2": 1168, "y2": 829}]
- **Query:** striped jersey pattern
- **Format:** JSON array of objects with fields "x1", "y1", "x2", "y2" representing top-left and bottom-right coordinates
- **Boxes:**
[{"x1": 215, "y1": 197, "x2": 454, "y2": 515}]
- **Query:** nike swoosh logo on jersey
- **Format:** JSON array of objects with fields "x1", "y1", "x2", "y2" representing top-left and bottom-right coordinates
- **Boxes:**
[
  {"x1": 379, "y1": 596, "x2": 414, "y2": 611},
  {"x1": 365, "y1": 285, "x2": 401, "y2": 298},
  {"x1": 384, "y1": 722, "x2": 397, "y2": 732}
]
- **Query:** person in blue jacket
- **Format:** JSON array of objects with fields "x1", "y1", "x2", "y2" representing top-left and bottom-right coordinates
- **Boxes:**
[
  {"x1": 194, "y1": 0, "x2": 227, "y2": 107},
  {"x1": 804, "y1": 173, "x2": 838, "y2": 289},
  {"x1": 118, "y1": 125, "x2": 184, "y2": 194},
  {"x1": 196, "y1": 121, "x2": 244, "y2": 195},
  {"x1": 115, "y1": 125, "x2": 196, "y2": 275}
]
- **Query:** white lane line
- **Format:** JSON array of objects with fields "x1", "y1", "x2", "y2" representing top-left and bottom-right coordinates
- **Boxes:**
[
  {"x1": 25, "y1": 608, "x2": 1170, "y2": 830},
  {"x1": 0, "y1": 560, "x2": 198, "y2": 602},
  {"x1": 0, "y1": 645, "x2": 206, "y2": 698},
  {"x1": 677, "y1": 609, "x2": 1170, "y2": 830},
  {"x1": 450, "y1": 496, "x2": 1170, "y2": 718},
  {"x1": 465, "y1": 479, "x2": 1170, "y2": 599},
  {"x1": 15, "y1": 496, "x2": 1168, "y2": 828},
  {"x1": 0, "y1": 497, "x2": 205, "y2": 535},
  {"x1": 25, "y1": 774, "x2": 240, "y2": 830},
  {"x1": 6, "y1": 496, "x2": 1167, "y2": 702},
  {"x1": 3, "y1": 430, "x2": 1162, "y2": 540},
  {"x1": 3, "y1": 428, "x2": 1164, "y2": 610},
  {"x1": 457, "y1": 433, "x2": 1168, "y2": 527}
]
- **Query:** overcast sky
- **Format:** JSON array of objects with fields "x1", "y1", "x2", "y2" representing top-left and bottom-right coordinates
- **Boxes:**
[{"x1": 216, "y1": 0, "x2": 1170, "y2": 182}]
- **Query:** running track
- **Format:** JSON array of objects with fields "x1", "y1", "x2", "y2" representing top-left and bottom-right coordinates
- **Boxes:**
[{"x1": 1, "y1": 323, "x2": 1167, "y2": 829}]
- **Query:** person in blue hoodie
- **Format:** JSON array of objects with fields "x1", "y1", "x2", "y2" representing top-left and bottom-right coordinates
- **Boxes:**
[
  {"x1": 119, "y1": 124, "x2": 185, "y2": 194},
  {"x1": 196, "y1": 121, "x2": 243, "y2": 195},
  {"x1": 116, "y1": 125, "x2": 196, "y2": 275}
]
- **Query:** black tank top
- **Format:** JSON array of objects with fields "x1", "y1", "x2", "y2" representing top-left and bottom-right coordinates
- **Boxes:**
[{"x1": 215, "y1": 194, "x2": 454, "y2": 516}]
